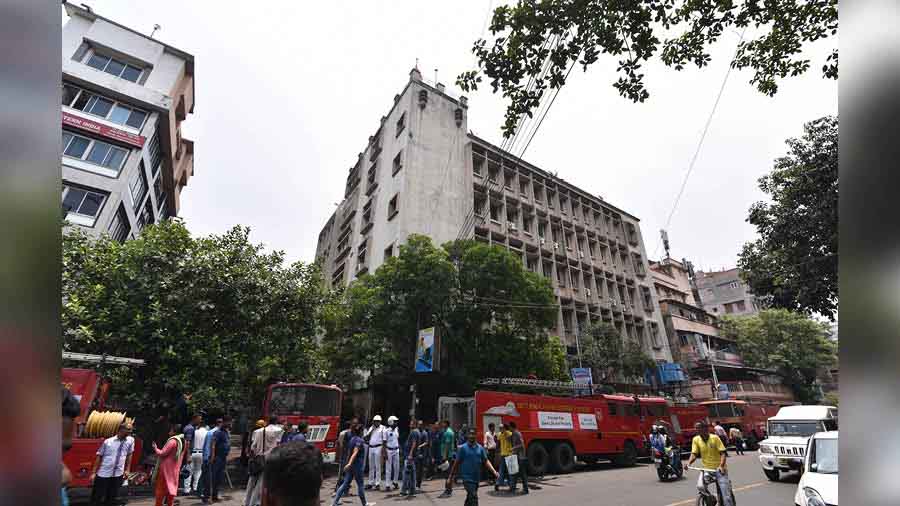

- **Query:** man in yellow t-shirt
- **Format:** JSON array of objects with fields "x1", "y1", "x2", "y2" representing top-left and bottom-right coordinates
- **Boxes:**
[
  {"x1": 494, "y1": 424, "x2": 513, "y2": 490},
  {"x1": 686, "y1": 421, "x2": 727, "y2": 498}
]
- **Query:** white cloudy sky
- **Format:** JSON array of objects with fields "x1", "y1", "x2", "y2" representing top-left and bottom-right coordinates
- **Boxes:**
[{"x1": 68, "y1": 1, "x2": 837, "y2": 270}]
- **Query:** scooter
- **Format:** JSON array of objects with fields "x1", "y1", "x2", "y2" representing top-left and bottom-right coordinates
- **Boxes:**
[{"x1": 654, "y1": 446, "x2": 684, "y2": 481}]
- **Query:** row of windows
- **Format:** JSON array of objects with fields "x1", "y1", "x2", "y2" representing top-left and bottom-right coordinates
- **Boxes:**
[
  {"x1": 62, "y1": 130, "x2": 129, "y2": 173},
  {"x1": 85, "y1": 50, "x2": 144, "y2": 83},
  {"x1": 62, "y1": 83, "x2": 148, "y2": 130},
  {"x1": 63, "y1": 180, "x2": 162, "y2": 241}
]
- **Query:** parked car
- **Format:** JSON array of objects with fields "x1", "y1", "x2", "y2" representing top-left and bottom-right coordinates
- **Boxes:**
[
  {"x1": 758, "y1": 405, "x2": 837, "y2": 481},
  {"x1": 794, "y1": 431, "x2": 838, "y2": 506}
]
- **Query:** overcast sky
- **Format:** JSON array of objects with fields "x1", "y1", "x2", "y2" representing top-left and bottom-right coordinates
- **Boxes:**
[{"x1": 69, "y1": 1, "x2": 837, "y2": 270}]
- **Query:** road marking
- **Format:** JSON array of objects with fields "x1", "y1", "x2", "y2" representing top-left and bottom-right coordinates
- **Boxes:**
[{"x1": 662, "y1": 481, "x2": 767, "y2": 506}]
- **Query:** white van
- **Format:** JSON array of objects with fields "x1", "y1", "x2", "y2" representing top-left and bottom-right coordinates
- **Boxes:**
[{"x1": 757, "y1": 405, "x2": 837, "y2": 481}]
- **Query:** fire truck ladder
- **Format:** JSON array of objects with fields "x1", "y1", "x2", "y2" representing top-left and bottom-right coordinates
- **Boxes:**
[
  {"x1": 479, "y1": 377, "x2": 578, "y2": 389},
  {"x1": 62, "y1": 352, "x2": 146, "y2": 366}
]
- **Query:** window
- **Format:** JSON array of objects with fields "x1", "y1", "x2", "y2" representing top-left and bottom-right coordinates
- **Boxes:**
[
  {"x1": 388, "y1": 194, "x2": 399, "y2": 220},
  {"x1": 62, "y1": 84, "x2": 148, "y2": 130},
  {"x1": 153, "y1": 174, "x2": 167, "y2": 212},
  {"x1": 128, "y1": 163, "x2": 149, "y2": 211},
  {"x1": 522, "y1": 216, "x2": 532, "y2": 234},
  {"x1": 136, "y1": 197, "x2": 154, "y2": 231},
  {"x1": 108, "y1": 204, "x2": 131, "y2": 243},
  {"x1": 473, "y1": 156, "x2": 484, "y2": 176},
  {"x1": 608, "y1": 403, "x2": 619, "y2": 416},
  {"x1": 148, "y1": 131, "x2": 163, "y2": 175},
  {"x1": 392, "y1": 150, "x2": 403, "y2": 175},
  {"x1": 62, "y1": 131, "x2": 129, "y2": 175},
  {"x1": 61, "y1": 184, "x2": 106, "y2": 226},
  {"x1": 538, "y1": 222, "x2": 546, "y2": 238},
  {"x1": 735, "y1": 300, "x2": 746, "y2": 312},
  {"x1": 395, "y1": 112, "x2": 406, "y2": 137},
  {"x1": 724, "y1": 303, "x2": 734, "y2": 314},
  {"x1": 384, "y1": 244, "x2": 394, "y2": 259},
  {"x1": 85, "y1": 50, "x2": 144, "y2": 82},
  {"x1": 729, "y1": 281, "x2": 740, "y2": 289}
]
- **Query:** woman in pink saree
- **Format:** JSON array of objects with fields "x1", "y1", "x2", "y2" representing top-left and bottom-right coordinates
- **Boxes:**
[{"x1": 152, "y1": 424, "x2": 185, "y2": 506}]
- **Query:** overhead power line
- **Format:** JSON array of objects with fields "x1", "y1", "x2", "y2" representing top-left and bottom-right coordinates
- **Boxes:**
[{"x1": 652, "y1": 27, "x2": 747, "y2": 260}]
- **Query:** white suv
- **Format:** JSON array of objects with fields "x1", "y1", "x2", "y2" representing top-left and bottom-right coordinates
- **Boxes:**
[
  {"x1": 794, "y1": 431, "x2": 838, "y2": 506},
  {"x1": 758, "y1": 405, "x2": 837, "y2": 481}
]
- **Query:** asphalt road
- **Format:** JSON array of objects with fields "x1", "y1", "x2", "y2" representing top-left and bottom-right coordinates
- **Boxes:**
[{"x1": 111, "y1": 450, "x2": 801, "y2": 506}]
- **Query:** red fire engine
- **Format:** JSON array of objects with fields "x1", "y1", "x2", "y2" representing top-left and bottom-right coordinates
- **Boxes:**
[
  {"x1": 62, "y1": 353, "x2": 148, "y2": 489},
  {"x1": 261, "y1": 382, "x2": 343, "y2": 465},
  {"x1": 699, "y1": 399, "x2": 786, "y2": 449},
  {"x1": 470, "y1": 379, "x2": 674, "y2": 475}
]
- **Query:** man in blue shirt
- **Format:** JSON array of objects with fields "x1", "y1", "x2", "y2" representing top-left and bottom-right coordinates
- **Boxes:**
[
  {"x1": 206, "y1": 418, "x2": 231, "y2": 504},
  {"x1": 445, "y1": 428, "x2": 499, "y2": 506},
  {"x1": 198, "y1": 418, "x2": 222, "y2": 502}
]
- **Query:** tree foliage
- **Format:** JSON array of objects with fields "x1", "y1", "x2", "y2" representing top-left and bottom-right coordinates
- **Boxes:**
[
  {"x1": 719, "y1": 309, "x2": 836, "y2": 403},
  {"x1": 579, "y1": 322, "x2": 657, "y2": 384},
  {"x1": 738, "y1": 116, "x2": 838, "y2": 319},
  {"x1": 62, "y1": 220, "x2": 329, "y2": 420},
  {"x1": 321, "y1": 235, "x2": 568, "y2": 390},
  {"x1": 457, "y1": 0, "x2": 838, "y2": 137}
]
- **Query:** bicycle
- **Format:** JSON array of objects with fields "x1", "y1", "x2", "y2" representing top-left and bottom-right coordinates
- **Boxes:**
[{"x1": 686, "y1": 466, "x2": 736, "y2": 506}]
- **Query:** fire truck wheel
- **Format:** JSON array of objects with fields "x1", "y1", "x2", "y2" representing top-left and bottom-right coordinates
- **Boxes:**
[
  {"x1": 551, "y1": 442, "x2": 576, "y2": 474},
  {"x1": 526, "y1": 442, "x2": 550, "y2": 476},
  {"x1": 614, "y1": 441, "x2": 638, "y2": 467}
]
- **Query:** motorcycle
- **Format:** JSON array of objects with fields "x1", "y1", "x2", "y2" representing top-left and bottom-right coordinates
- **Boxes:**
[{"x1": 654, "y1": 445, "x2": 684, "y2": 481}]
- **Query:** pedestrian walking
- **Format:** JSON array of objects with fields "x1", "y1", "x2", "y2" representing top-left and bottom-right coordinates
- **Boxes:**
[
  {"x1": 89, "y1": 422, "x2": 135, "y2": 506},
  {"x1": 261, "y1": 441, "x2": 323, "y2": 506},
  {"x1": 152, "y1": 423, "x2": 186, "y2": 506},
  {"x1": 186, "y1": 418, "x2": 208, "y2": 496},
  {"x1": 333, "y1": 418, "x2": 359, "y2": 497},
  {"x1": 494, "y1": 423, "x2": 512, "y2": 490},
  {"x1": 728, "y1": 426, "x2": 745, "y2": 456},
  {"x1": 280, "y1": 422, "x2": 295, "y2": 444},
  {"x1": 332, "y1": 423, "x2": 371, "y2": 506},
  {"x1": 428, "y1": 422, "x2": 442, "y2": 480},
  {"x1": 414, "y1": 420, "x2": 428, "y2": 490},
  {"x1": 444, "y1": 429, "x2": 499, "y2": 506},
  {"x1": 385, "y1": 415, "x2": 402, "y2": 490},
  {"x1": 245, "y1": 416, "x2": 284, "y2": 506},
  {"x1": 440, "y1": 420, "x2": 456, "y2": 477},
  {"x1": 364, "y1": 414, "x2": 387, "y2": 490},
  {"x1": 400, "y1": 418, "x2": 421, "y2": 497},
  {"x1": 714, "y1": 421, "x2": 730, "y2": 456},
  {"x1": 206, "y1": 417, "x2": 232, "y2": 504},
  {"x1": 482, "y1": 423, "x2": 497, "y2": 485},
  {"x1": 507, "y1": 422, "x2": 529, "y2": 494}
]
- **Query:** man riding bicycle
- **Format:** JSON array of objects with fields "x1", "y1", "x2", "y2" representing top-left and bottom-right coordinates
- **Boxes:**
[{"x1": 685, "y1": 421, "x2": 730, "y2": 505}]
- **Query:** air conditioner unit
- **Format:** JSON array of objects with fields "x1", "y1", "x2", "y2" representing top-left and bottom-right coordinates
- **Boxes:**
[
  {"x1": 586, "y1": 289, "x2": 592, "y2": 297},
  {"x1": 553, "y1": 242, "x2": 559, "y2": 250},
  {"x1": 509, "y1": 223, "x2": 517, "y2": 230},
  {"x1": 540, "y1": 238, "x2": 546, "y2": 245},
  {"x1": 579, "y1": 251, "x2": 585, "y2": 258}
]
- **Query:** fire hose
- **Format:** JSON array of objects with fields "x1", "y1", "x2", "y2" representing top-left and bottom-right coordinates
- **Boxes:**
[{"x1": 84, "y1": 410, "x2": 135, "y2": 438}]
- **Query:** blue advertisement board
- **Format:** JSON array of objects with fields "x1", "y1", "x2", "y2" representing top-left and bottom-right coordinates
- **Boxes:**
[{"x1": 415, "y1": 327, "x2": 437, "y2": 373}]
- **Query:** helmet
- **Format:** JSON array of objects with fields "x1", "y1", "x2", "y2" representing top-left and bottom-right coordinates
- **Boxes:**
[
  {"x1": 658, "y1": 426, "x2": 668, "y2": 435},
  {"x1": 372, "y1": 415, "x2": 382, "y2": 422},
  {"x1": 387, "y1": 415, "x2": 398, "y2": 422},
  {"x1": 650, "y1": 425, "x2": 658, "y2": 434}
]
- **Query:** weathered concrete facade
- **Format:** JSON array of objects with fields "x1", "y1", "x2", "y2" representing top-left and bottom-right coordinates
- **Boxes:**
[
  {"x1": 61, "y1": 3, "x2": 195, "y2": 240},
  {"x1": 316, "y1": 70, "x2": 671, "y2": 364},
  {"x1": 694, "y1": 268, "x2": 760, "y2": 317}
]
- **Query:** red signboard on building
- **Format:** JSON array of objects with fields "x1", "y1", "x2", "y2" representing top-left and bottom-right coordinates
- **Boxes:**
[{"x1": 62, "y1": 111, "x2": 146, "y2": 148}]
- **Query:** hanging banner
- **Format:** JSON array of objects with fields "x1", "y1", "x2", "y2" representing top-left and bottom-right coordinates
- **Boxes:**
[
  {"x1": 415, "y1": 327, "x2": 439, "y2": 372},
  {"x1": 62, "y1": 111, "x2": 146, "y2": 148},
  {"x1": 571, "y1": 367, "x2": 593, "y2": 395}
]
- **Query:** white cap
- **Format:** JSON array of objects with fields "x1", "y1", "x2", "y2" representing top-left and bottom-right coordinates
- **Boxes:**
[
  {"x1": 372, "y1": 415, "x2": 382, "y2": 421},
  {"x1": 387, "y1": 415, "x2": 398, "y2": 422}
]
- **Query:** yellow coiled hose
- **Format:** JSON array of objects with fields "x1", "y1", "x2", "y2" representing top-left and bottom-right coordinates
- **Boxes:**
[{"x1": 85, "y1": 410, "x2": 135, "y2": 438}]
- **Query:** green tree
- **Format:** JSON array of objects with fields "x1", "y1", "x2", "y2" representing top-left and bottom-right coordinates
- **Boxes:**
[
  {"x1": 321, "y1": 235, "x2": 567, "y2": 390},
  {"x1": 579, "y1": 322, "x2": 656, "y2": 384},
  {"x1": 62, "y1": 220, "x2": 329, "y2": 420},
  {"x1": 738, "y1": 116, "x2": 838, "y2": 319},
  {"x1": 719, "y1": 309, "x2": 836, "y2": 403},
  {"x1": 457, "y1": 0, "x2": 838, "y2": 138}
]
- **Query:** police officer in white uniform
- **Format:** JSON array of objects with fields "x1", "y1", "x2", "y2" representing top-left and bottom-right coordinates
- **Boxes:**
[
  {"x1": 385, "y1": 415, "x2": 401, "y2": 490},
  {"x1": 365, "y1": 414, "x2": 387, "y2": 490}
]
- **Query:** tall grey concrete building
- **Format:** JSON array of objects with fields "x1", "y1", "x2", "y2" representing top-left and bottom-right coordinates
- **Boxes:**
[
  {"x1": 61, "y1": 3, "x2": 195, "y2": 241},
  {"x1": 694, "y1": 268, "x2": 761, "y2": 317},
  {"x1": 316, "y1": 69, "x2": 672, "y2": 364}
]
